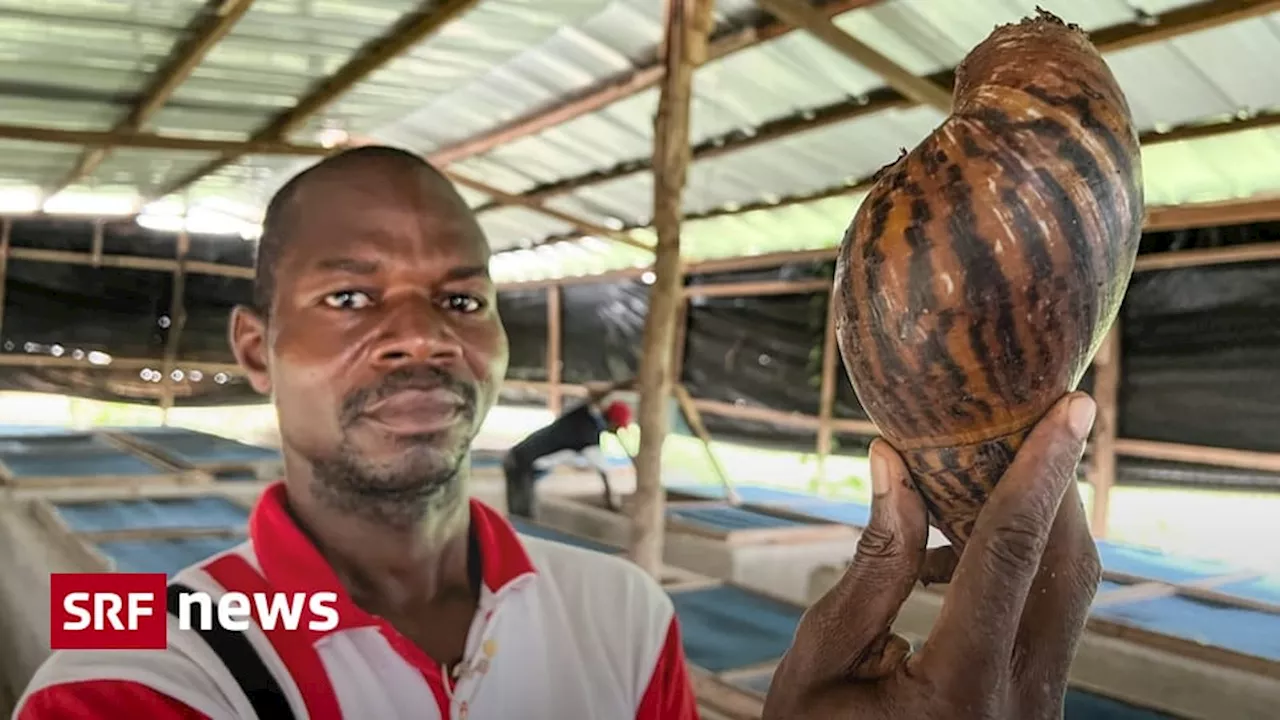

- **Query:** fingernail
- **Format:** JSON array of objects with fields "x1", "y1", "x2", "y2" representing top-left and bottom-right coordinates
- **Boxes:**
[
  {"x1": 1068, "y1": 395, "x2": 1097, "y2": 440},
  {"x1": 870, "y1": 441, "x2": 890, "y2": 496}
]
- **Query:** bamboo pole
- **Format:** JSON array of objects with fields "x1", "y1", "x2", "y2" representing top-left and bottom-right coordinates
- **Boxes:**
[
  {"x1": 673, "y1": 383, "x2": 739, "y2": 504},
  {"x1": 0, "y1": 354, "x2": 240, "y2": 374},
  {"x1": 159, "y1": 231, "x2": 190, "y2": 421},
  {"x1": 816, "y1": 289, "x2": 839, "y2": 480},
  {"x1": 671, "y1": 297, "x2": 690, "y2": 382},
  {"x1": 546, "y1": 285, "x2": 562, "y2": 415},
  {"x1": 1089, "y1": 322, "x2": 1121, "y2": 537},
  {"x1": 682, "y1": 277, "x2": 830, "y2": 298},
  {"x1": 630, "y1": 0, "x2": 715, "y2": 577},
  {"x1": 0, "y1": 218, "x2": 10, "y2": 345}
]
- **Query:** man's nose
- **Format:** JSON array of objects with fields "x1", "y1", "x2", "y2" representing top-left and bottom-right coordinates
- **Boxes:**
[{"x1": 369, "y1": 297, "x2": 463, "y2": 369}]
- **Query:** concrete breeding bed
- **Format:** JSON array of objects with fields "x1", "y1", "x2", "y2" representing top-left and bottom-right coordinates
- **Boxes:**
[
  {"x1": 0, "y1": 487, "x2": 259, "y2": 711},
  {"x1": 534, "y1": 491, "x2": 858, "y2": 605},
  {"x1": 504, "y1": 516, "x2": 1194, "y2": 720},
  {"x1": 659, "y1": 483, "x2": 1280, "y2": 719},
  {"x1": 806, "y1": 542, "x2": 1280, "y2": 720},
  {"x1": 466, "y1": 449, "x2": 637, "y2": 516},
  {"x1": 105, "y1": 427, "x2": 283, "y2": 482},
  {"x1": 0, "y1": 430, "x2": 196, "y2": 490},
  {"x1": 0, "y1": 427, "x2": 282, "y2": 502}
]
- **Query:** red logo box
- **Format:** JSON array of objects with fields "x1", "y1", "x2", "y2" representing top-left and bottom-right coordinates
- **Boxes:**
[{"x1": 50, "y1": 573, "x2": 168, "y2": 650}]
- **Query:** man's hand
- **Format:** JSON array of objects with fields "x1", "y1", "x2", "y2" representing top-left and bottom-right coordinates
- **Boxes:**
[{"x1": 763, "y1": 392, "x2": 1102, "y2": 720}]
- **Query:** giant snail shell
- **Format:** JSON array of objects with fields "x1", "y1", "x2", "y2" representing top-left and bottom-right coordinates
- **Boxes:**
[{"x1": 833, "y1": 10, "x2": 1144, "y2": 550}]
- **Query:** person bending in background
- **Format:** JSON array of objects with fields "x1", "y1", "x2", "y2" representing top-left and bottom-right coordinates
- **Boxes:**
[{"x1": 503, "y1": 382, "x2": 633, "y2": 518}]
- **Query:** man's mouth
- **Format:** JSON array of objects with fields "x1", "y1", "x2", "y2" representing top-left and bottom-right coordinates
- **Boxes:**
[{"x1": 358, "y1": 388, "x2": 469, "y2": 435}]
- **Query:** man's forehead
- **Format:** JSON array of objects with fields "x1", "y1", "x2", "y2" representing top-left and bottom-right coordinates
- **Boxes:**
[
  {"x1": 277, "y1": 161, "x2": 489, "y2": 257},
  {"x1": 286, "y1": 158, "x2": 459, "y2": 211}
]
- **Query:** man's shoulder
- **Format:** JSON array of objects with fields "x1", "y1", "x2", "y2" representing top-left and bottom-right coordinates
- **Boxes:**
[
  {"x1": 521, "y1": 536, "x2": 673, "y2": 617},
  {"x1": 15, "y1": 624, "x2": 241, "y2": 719},
  {"x1": 516, "y1": 536, "x2": 680, "y2": 696},
  {"x1": 15, "y1": 544, "x2": 267, "y2": 719}
]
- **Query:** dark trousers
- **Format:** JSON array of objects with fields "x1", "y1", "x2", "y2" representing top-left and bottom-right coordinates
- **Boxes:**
[{"x1": 503, "y1": 452, "x2": 539, "y2": 518}]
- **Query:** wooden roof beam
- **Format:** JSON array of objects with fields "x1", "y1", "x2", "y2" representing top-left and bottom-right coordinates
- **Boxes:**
[
  {"x1": 144, "y1": 0, "x2": 482, "y2": 204},
  {"x1": 492, "y1": 194, "x2": 1280, "y2": 290},
  {"x1": 0, "y1": 123, "x2": 330, "y2": 156},
  {"x1": 753, "y1": 0, "x2": 951, "y2": 111},
  {"x1": 48, "y1": 0, "x2": 256, "y2": 196},
  {"x1": 444, "y1": 171, "x2": 653, "y2": 253},
  {"x1": 425, "y1": 0, "x2": 887, "y2": 166},
  {"x1": 475, "y1": 0, "x2": 1280, "y2": 216},
  {"x1": 1089, "y1": 0, "x2": 1280, "y2": 51}
]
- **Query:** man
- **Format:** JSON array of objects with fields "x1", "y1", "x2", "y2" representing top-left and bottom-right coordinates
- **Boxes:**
[
  {"x1": 17, "y1": 145, "x2": 1102, "y2": 720},
  {"x1": 15, "y1": 147, "x2": 697, "y2": 719},
  {"x1": 502, "y1": 382, "x2": 633, "y2": 518}
]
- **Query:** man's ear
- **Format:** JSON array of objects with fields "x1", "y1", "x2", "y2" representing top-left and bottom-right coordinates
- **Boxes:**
[{"x1": 229, "y1": 305, "x2": 271, "y2": 395}]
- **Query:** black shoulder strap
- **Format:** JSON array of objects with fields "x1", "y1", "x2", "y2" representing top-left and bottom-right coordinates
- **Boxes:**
[{"x1": 166, "y1": 583, "x2": 297, "y2": 720}]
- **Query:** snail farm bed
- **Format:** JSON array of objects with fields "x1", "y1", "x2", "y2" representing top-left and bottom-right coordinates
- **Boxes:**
[
  {"x1": 533, "y1": 491, "x2": 858, "y2": 606},
  {"x1": 492, "y1": 515, "x2": 1270, "y2": 720},
  {"x1": 541, "y1": 481, "x2": 1280, "y2": 719}
]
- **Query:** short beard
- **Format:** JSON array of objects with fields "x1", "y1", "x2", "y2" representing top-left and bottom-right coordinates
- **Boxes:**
[
  {"x1": 310, "y1": 433, "x2": 471, "y2": 531},
  {"x1": 311, "y1": 365, "x2": 480, "y2": 530}
]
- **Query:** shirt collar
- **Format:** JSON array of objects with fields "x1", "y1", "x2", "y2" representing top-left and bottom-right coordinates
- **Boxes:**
[{"x1": 247, "y1": 481, "x2": 537, "y2": 639}]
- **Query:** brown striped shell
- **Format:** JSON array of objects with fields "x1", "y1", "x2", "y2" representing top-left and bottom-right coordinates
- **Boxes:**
[{"x1": 833, "y1": 10, "x2": 1144, "y2": 549}]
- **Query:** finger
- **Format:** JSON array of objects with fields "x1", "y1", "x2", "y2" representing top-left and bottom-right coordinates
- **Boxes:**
[
  {"x1": 790, "y1": 439, "x2": 928, "y2": 683},
  {"x1": 920, "y1": 546, "x2": 959, "y2": 586},
  {"x1": 1011, "y1": 479, "x2": 1102, "y2": 715},
  {"x1": 917, "y1": 392, "x2": 1095, "y2": 680},
  {"x1": 850, "y1": 633, "x2": 914, "y2": 680}
]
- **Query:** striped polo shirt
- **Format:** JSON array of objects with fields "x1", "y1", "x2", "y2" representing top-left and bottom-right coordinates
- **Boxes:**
[{"x1": 15, "y1": 482, "x2": 698, "y2": 719}]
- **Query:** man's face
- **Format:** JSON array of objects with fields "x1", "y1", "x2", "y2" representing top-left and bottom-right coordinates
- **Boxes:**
[{"x1": 230, "y1": 161, "x2": 508, "y2": 519}]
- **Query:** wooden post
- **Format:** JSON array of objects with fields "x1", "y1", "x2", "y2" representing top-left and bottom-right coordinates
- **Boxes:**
[
  {"x1": 159, "y1": 231, "x2": 190, "y2": 422},
  {"x1": 630, "y1": 0, "x2": 715, "y2": 577},
  {"x1": 0, "y1": 218, "x2": 10, "y2": 344},
  {"x1": 90, "y1": 220, "x2": 104, "y2": 267},
  {"x1": 815, "y1": 289, "x2": 839, "y2": 482},
  {"x1": 546, "y1": 284, "x2": 562, "y2": 415},
  {"x1": 1089, "y1": 321, "x2": 1121, "y2": 537},
  {"x1": 671, "y1": 297, "x2": 689, "y2": 382}
]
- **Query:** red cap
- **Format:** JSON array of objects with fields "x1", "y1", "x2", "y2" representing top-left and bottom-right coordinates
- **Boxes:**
[{"x1": 603, "y1": 401, "x2": 632, "y2": 429}]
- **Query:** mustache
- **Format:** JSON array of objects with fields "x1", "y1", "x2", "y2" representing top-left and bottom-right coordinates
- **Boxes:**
[{"x1": 341, "y1": 366, "x2": 478, "y2": 426}]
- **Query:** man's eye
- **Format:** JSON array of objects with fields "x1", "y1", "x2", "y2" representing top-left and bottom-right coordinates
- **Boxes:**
[
  {"x1": 443, "y1": 294, "x2": 484, "y2": 313},
  {"x1": 324, "y1": 291, "x2": 373, "y2": 309}
]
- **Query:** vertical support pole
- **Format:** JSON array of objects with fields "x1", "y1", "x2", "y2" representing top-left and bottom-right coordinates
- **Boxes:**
[
  {"x1": 0, "y1": 218, "x2": 10, "y2": 347},
  {"x1": 1089, "y1": 321, "x2": 1120, "y2": 538},
  {"x1": 546, "y1": 284, "x2": 562, "y2": 415},
  {"x1": 816, "y1": 289, "x2": 839, "y2": 482},
  {"x1": 159, "y1": 231, "x2": 190, "y2": 424},
  {"x1": 671, "y1": 297, "x2": 689, "y2": 382},
  {"x1": 90, "y1": 219, "x2": 104, "y2": 268},
  {"x1": 630, "y1": 0, "x2": 715, "y2": 577}
]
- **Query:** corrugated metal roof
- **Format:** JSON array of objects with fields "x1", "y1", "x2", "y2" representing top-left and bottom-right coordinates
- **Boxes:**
[
  {"x1": 444, "y1": 3, "x2": 1280, "y2": 260},
  {"x1": 0, "y1": 0, "x2": 1276, "y2": 280}
]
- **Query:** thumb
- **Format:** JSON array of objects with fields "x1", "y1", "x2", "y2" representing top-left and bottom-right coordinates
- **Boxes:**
[{"x1": 795, "y1": 439, "x2": 929, "y2": 681}]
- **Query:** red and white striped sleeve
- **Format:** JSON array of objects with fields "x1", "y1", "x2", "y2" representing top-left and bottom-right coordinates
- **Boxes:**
[
  {"x1": 17, "y1": 679, "x2": 208, "y2": 720},
  {"x1": 635, "y1": 616, "x2": 699, "y2": 720}
]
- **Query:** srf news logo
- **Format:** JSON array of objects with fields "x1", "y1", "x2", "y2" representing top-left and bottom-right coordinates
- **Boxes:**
[{"x1": 50, "y1": 573, "x2": 339, "y2": 650}]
